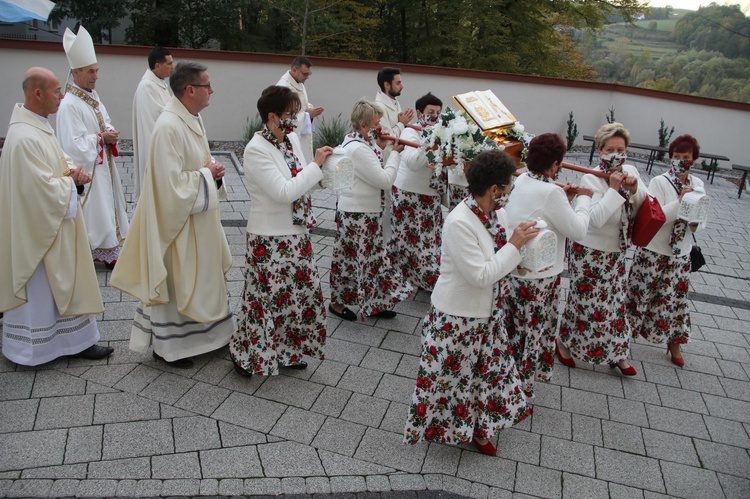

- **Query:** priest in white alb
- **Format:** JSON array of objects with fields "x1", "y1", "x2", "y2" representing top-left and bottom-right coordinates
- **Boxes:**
[
  {"x1": 276, "y1": 55, "x2": 324, "y2": 164},
  {"x1": 132, "y1": 46, "x2": 173, "y2": 197},
  {"x1": 0, "y1": 67, "x2": 114, "y2": 366},
  {"x1": 57, "y1": 26, "x2": 129, "y2": 268},
  {"x1": 110, "y1": 61, "x2": 235, "y2": 369}
]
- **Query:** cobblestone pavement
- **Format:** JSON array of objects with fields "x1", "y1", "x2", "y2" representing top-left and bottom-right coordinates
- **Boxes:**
[{"x1": 1, "y1": 152, "x2": 749, "y2": 498}]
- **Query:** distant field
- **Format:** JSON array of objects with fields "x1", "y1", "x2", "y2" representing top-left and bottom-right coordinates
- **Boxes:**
[{"x1": 633, "y1": 19, "x2": 678, "y2": 31}]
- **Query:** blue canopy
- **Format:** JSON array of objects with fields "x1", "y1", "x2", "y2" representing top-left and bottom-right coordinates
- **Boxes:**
[{"x1": 0, "y1": 0, "x2": 55, "y2": 23}]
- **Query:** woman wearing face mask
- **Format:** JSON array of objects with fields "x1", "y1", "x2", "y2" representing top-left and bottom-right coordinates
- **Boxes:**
[
  {"x1": 557, "y1": 122, "x2": 647, "y2": 376},
  {"x1": 404, "y1": 150, "x2": 538, "y2": 456},
  {"x1": 502, "y1": 133, "x2": 593, "y2": 398},
  {"x1": 627, "y1": 135, "x2": 705, "y2": 368},
  {"x1": 230, "y1": 85, "x2": 333, "y2": 377},
  {"x1": 328, "y1": 99, "x2": 413, "y2": 322},
  {"x1": 388, "y1": 92, "x2": 444, "y2": 292}
]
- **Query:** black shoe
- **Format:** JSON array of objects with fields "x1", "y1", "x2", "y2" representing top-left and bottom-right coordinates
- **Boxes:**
[
  {"x1": 152, "y1": 351, "x2": 193, "y2": 369},
  {"x1": 370, "y1": 310, "x2": 397, "y2": 319},
  {"x1": 282, "y1": 361, "x2": 308, "y2": 370},
  {"x1": 328, "y1": 304, "x2": 357, "y2": 321},
  {"x1": 233, "y1": 361, "x2": 253, "y2": 377},
  {"x1": 70, "y1": 344, "x2": 114, "y2": 360}
]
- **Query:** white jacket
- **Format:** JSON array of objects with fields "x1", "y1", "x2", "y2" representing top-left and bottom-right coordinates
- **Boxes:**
[
  {"x1": 431, "y1": 202, "x2": 522, "y2": 318},
  {"x1": 393, "y1": 127, "x2": 437, "y2": 196},
  {"x1": 576, "y1": 163, "x2": 647, "y2": 252},
  {"x1": 375, "y1": 90, "x2": 404, "y2": 137},
  {"x1": 338, "y1": 136, "x2": 400, "y2": 213},
  {"x1": 505, "y1": 172, "x2": 592, "y2": 279},
  {"x1": 645, "y1": 173, "x2": 705, "y2": 257},
  {"x1": 243, "y1": 132, "x2": 322, "y2": 236}
]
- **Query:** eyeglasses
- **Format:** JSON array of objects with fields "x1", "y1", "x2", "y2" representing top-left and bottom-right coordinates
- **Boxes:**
[
  {"x1": 301, "y1": 71, "x2": 312, "y2": 77},
  {"x1": 186, "y1": 82, "x2": 212, "y2": 89}
]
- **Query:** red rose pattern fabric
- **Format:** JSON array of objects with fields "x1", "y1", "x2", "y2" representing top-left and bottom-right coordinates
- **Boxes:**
[
  {"x1": 502, "y1": 274, "x2": 562, "y2": 397},
  {"x1": 330, "y1": 210, "x2": 413, "y2": 320},
  {"x1": 558, "y1": 242, "x2": 631, "y2": 364},
  {"x1": 627, "y1": 247, "x2": 691, "y2": 345},
  {"x1": 448, "y1": 184, "x2": 470, "y2": 211},
  {"x1": 388, "y1": 186, "x2": 442, "y2": 291},
  {"x1": 404, "y1": 307, "x2": 530, "y2": 445},
  {"x1": 230, "y1": 233, "x2": 327, "y2": 375}
]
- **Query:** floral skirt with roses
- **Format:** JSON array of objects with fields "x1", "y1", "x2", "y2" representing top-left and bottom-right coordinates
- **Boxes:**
[
  {"x1": 448, "y1": 183, "x2": 470, "y2": 211},
  {"x1": 502, "y1": 274, "x2": 562, "y2": 397},
  {"x1": 230, "y1": 233, "x2": 327, "y2": 376},
  {"x1": 627, "y1": 247, "x2": 691, "y2": 345},
  {"x1": 559, "y1": 242, "x2": 631, "y2": 364},
  {"x1": 388, "y1": 186, "x2": 442, "y2": 291},
  {"x1": 404, "y1": 307, "x2": 530, "y2": 445},
  {"x1": 330, "y1": 210, "x2": 413, "y2": 320}
]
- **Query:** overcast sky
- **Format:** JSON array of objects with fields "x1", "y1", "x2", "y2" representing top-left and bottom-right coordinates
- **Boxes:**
[{"x1": 646, "y1": 0, "x2": 750, "y2": 11}]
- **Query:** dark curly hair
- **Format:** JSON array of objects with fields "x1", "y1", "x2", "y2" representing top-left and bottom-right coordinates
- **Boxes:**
[
  {"x1": 669, "y1": 134, "x2": 700, "y2": 160},
  {"x1": 526, "y1": 133, "x2": 566, "y2": 174},
  {"x1": 257, "y1": 85, "x2": 301, "y2": 124},
  {"x1": 466, "y1": 150, "x2": 516, "y2": 197}
]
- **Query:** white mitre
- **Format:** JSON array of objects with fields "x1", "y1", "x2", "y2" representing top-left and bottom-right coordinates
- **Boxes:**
[{"x1": 63, "y1": 26, "x2": 97, "y2": 69}]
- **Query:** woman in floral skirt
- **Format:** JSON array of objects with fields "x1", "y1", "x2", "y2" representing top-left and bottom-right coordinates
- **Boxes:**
[
  {"x1": 557, "y1": 123, "x2": 646, "y2": 376},
  {"x1": 404, "y1": 150, "x2": 539, "y2": 456},
  {"x1": 388, "y1": 92, "x2": 444, "y2": 291},
  {"x1": 328, "y1": 99, "x2": 413, "y2": 322},
  {"x1": 627, "y1": 135, "x2": 706, "y2": 368},
  {"x1": 503, "y1": 133, "x2": 593, "y2": 397},
  {"x1": 230, "y1": 85, "x2": 333, "y2": 376}
]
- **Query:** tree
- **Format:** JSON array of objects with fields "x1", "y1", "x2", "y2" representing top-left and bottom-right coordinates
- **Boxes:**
[
  {"x1": 49, "y1": 0, "x2": 128, "y2": 42},
  {"x1": 673, "y1": 4, "x2": 750, "y2": 59}
]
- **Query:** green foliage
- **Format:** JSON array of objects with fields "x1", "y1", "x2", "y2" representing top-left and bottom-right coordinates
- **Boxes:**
[
  {"x1": 243, "y1": 114, "x2": 263, "y2": 144},
  {"x1": 313, "y1": 114, "x2": 350, "y2": 150},
  {"x1": 673, "y1": 4, "x2": 750, "y2": 60},
  {"x1": 656, "y1": 118, "x2": 674, "y2": 161},
  {"x1": 606, "y1": 107, "x2": 616, "y2": 124},
  {"x1": 566, "y1": 112, "x2": 578, "y2": 150},
  {"x1": 49, "y1": 0, "x2": 128, "y2": 42}
]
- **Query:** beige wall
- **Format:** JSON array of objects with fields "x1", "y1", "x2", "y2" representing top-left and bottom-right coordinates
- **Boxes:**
[{"x1": 0, "y1": 44, "x2": 747, "y2": 168}]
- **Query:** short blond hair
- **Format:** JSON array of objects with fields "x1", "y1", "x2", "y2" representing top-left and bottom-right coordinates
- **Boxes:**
[
  {"x1": 350, "y1": 99, "x2": 382, "y2": 130},
  {"x1": 595, "y1": 122, "x2": 630, "y2": 151}
]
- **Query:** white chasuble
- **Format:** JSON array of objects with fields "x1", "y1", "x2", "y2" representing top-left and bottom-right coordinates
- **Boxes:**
[{"x1": 132, "y1": 69, "x2": 172, "y2": 197}]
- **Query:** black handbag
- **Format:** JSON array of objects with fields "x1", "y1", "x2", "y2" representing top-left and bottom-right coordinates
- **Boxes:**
[{"x1": 690, "y1": 234, "x2": 705, "y2": 272}]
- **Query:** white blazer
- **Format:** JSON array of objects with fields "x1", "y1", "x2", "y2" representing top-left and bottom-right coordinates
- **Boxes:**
[
  {"x1": 243, "y1": 132, "x2": 322, "y2": 236},
  {"x1": 431, "y1": 202, "x2": 522, "y2": 318},
  {"x1": 393, "y1": 127, "x2": 438, "y2": 196},
  {"x1": 645, "y1": 173, "x2": 705, "y2": 257},
  {"x1": 338, "y1": 137, "x2": 400, "y2": 213}
]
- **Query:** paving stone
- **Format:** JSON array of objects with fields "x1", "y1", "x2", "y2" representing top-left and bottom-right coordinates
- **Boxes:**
[
  {"x1": 361, "y1": 347, "x2": 403, "y2": 373},
  {"x1": 531, "y1": 406, "x2": 572, "y2": 439},
  {"x1": 139, "y1": 371, "x2": 196, "y2": 405},
  {"x1": 76, "y1": 479, "x2": 118, "y2": 497},
  {"x1": 212, "y1": 391, "x2": 286, "y2": 432},
  {"x1": 132, "y1": 478, "x2": 163, "y2": 496},
  {"x1": 693, "y1": 439, "x2": 750, "y2": 478},
  {"x1": 561, "y1": 387, "x2": 609, "y2": 419},
  {"x1": 159, "y1": 402, "x2": 194, "y2": 418},
  {"x1": 161, "y1": 478, "x2": 201, "y2": 496},
  {"x1": 381, "y1": 331, "x2": 422, "y2": 356},
  {"x1": 380, "y1": 401, "x2": 409, "y2": 434},
  {"x1": 318, "y1": 449, "x2": 395, "y2": 476},
  {"x1": 494, "y1": 428, "x2": 541, "y2": 465},
  {"x1": 65, "y1": 424, "x2": 103, "y2": 464},
  {"x1": 645, "y1": 404, "x2": 710, "y2": 439},
  {"x1": 218, "y1": 421, "x2": 268, "y2": 447},
  {"x1": 152, "y1": 452, "x2": 202, "y2": 479},
  {"x1": 200, "y1": 445, "x2": 263, "y2": 478},
  {"x1": 656, "y1": 384, "x2": 709, "y2": 413},
  {"x1": 532, "y1": 383, "x2": 561, "y2": 410},
  {"x1": 355, "y1": 428, "x2": 427, "y2": 473},
  {"x1": 676, "y1": 369, "x2": 727, "y2": 396},
  {"x1": 175, "y1": 380, "x2": 230, "y2": 416},
  {"x1": 311, "y1": 386, "x2": 352, "y2": 417},
  {"x1": 418, "y1": 442, "x2": 462, "y2": 474},
  {"x1": 608, "y1": 396, "x2": 649, "y2": 427},
  {"x1": 35, "y1": 394, "x2": 94, "y2": 429},
  {"x1": 271, "y1": 406, "x2": 326, "y2": 445},
  {"x1": 374, "y1": 373, "x2": 415, "y2": 405},
  {"x1": 395, "y1": 354, "x2": 420, "y2": 378},
  {"x1": 539, "y1": 435, "x2": 595, "y2": 477},
  {"x1": 718, "y1": 473, "x2": 750, "y2": 499},
  {"x1": 594, "y1": 447, "x2": 664, "y2": 493},
  {"x1": 218, "y1": 477, "x2": 244, "y2": 495},
  {"x1": 312, "y1": 416, "x2": 366, "y2": 456},
  {"x1": 456, "y1": 451, "x2": 516, "y2": 489},
  {"x1": 609, "y1": 483, "x2": 646, "y2": 499},
  {"x1": 365, "y1": 475, "x2": 391, "y2": 492},
  {"x1": 442, "y1": 476, "x2": 478, "y2": 497},
  {"x1": 375, "y1": 313, "x2": 421, "y2": 335},
  {"x1": 49, "y1": 478, "x2": 80, "y2": 496},
  {"x1": 307, "y1": 476, "x2": 333, "y2": 494},
  {"x1": 340, "y1": 392, "x2": 390, "y2": 427},
  {"x1": 715, "y1": 343, "x2": 750, "y2": 364},
  {"x1": 199, "y1": 478, "x2": 219, "y2": 495},
  {"x1": 0, "y1": 399, "x2": 38, "y2": 433},
  {"x1": 623, "y1": 379, "x2": 662, "y2": 405},
  {"x1": 338, "y1": 365, "x2": 384, "y2": 396},
  {"x1": 470, "y1": 481, "x2": 490, "y2": 498},
  {"x1": 102, "y1": 419, "x2": 174, "y2": 459},
  {"x1": 571, "y1": 414, "x2": 602, "y2": 447},
  {"x1": 642, "y1": 362, "x2": 681, "y2": 387},
  {"x1": 720, "y1": 377, "x2": 750, "y2": 402},
  {"x1": 244, "y1": 477, "x2": 282, "y2": 495},
  {"x1": 703, "y1": 414, "x2": 750, "y2": 447},
  {"x1": 282, "y1": 476, "x2": 308, "y2": 494},
  {"x1": 112, "y1": 363, "x2": 162, "y2": 393},
  {"x1": 80, "y1": 363, "x2": 137, "y2": 387},
  {"x1": 0, "y1": 429, "x2": 66, "y2": 471},
  {"x1": 192, "y1": 358, "x2": 234, "y2": 385},
  {"x1": 258, "y1": 441, "x2": 325, "y2": 477},
  {"x1": 310, "y1": 359, "x2": 350, "y2": 386},
  {"x1": 330, "y1": 475, "x2": 367, "y2": 493},
  {"x1": 333, "y1": 320, "x2": 388, "y2": 347},
  {"x1": 8, "y1": 479, "x2": 53, "y2": 497},
  {"x1": 113, "y1": 479, "x2": 137, "y2": 497},
  {"x1": 514, "y1": 462, "x2": 561, "y2": 499},
  {"x1": 602, "y1": 420, "x2": 645, "y2": 455},
  {"x1": 661, "y1": 461, "x2": 723, "y2": 498},
  {"x1": 254, "y1": 374, "x2": 324, "y2": 410},
  {"x1": 641, "y1": 428, "x2": 700, "y2": 466},
  {"x1": 85, "y1": 380, "x2": 119, "y2": 394},
  {"x1": 93, "y1": 391, "x2": 160, "y2": 423},
  {"x1": 21, "y1": 463, "x2": 87, "y2": 479},
  {"x1": 30, "y1": 370, "x2": 86, "y2": 398},
  {"x1": 389, "y1": 474, "x2": 426, "y2": 490},
  {"x1": 324, "y1": 338, "x2": 370, "y2": 365},
  {"x1": 88, "y1": 457, "x2": 151, "y2": 479},
  {"x1": 719, "y1": 359, "x2": 750, "y2": 381},
  {"x1": 561, "y1": 472, "x2": 608, "y2": 499},
  {"x1": 569, "y1": 368, "x2": 624, "y2": 397}
]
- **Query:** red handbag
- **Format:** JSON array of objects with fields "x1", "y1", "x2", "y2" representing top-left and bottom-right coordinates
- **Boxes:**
[{"x1": 632, "y1": 194, "x2": 666, "y2": 247}]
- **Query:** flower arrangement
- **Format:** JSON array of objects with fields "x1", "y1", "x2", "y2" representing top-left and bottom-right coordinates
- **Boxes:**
[{"x1": 490, "y1": 123, "x2": 534, "y2": 164}]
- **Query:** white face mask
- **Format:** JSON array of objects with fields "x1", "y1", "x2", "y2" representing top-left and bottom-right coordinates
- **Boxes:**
[
  {"x1": 671, "y1": 158, "x2": 693, "y2": 174},
  {"x1": 419, "y1": 114, "x2": 438, "y2": 127},
  {"x1": 368, "y1": 128, "x2": 380, "y2": 141},
  {"x1": 600, "y1": 152, "x2": 627, "y2": 171}
]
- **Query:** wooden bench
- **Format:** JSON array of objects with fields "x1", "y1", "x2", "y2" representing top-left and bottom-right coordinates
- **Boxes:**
[
  {"x1": 583, "y1": 135, "x2": 668, "y2": 172},
  {"x1": 732, "y1": 164, "x2": 750, "y2": 199},
  {"x1": 701, "y1": 153, "x2": 731, "y2": 184}
]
